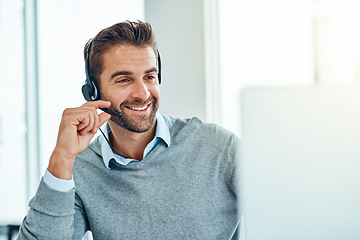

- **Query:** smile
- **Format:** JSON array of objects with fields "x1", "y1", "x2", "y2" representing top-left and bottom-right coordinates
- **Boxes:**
[{"x1": 126, "y1": 102, "x2": 151, "y2": 111}]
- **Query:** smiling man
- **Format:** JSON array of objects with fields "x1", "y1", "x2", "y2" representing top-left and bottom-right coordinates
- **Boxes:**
[{"x1": 18, "y1": 20, "x2": 240, "y2": 239}]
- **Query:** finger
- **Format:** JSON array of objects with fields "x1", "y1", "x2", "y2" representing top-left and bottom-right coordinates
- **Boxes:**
[
  {"x1": 76, "y1": 111, "x2": 90, "y2": 131},
  {"x1": 82, "y1": 100, "x2": 111, "y2": 109},
  {"x1": 77, "y1": 101, "x2": 111, "y2": 135},
  {"x1": 79, "y1": 109, "x2": 95, "y2": 135},
  {"x1": 91, "y1": 108, "x2": 100, "y2": 134},
  {"x1": 77, "y1": 122, "x2": 88, "y2": 131}
]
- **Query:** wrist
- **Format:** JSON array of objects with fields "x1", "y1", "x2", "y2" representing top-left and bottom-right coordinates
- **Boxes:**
[{"x1": 48, "y1": 149, "x2": 76, "y2": 180}]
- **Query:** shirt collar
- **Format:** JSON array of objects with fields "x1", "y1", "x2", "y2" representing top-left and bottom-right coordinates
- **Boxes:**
[
  {"x1": 98, "y1": 112, "x2": 171, "y2": 169},
  {"x1": 154, "y1": 112, "x2": 171, "y2": 147}
]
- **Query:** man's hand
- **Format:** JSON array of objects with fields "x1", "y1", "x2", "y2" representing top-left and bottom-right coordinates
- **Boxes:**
[{"x1": 48, "y1": 101, "x2": 111, "y2": 180}]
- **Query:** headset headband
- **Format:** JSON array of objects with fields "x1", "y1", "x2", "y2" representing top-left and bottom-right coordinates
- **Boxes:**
[{"x1": 82, "y1": 39, "x2": 162, "y2": 102}]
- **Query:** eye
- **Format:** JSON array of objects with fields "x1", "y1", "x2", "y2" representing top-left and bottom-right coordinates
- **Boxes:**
[
  {"x1": 115, "y1": 78, "x2": 129, "y2": 84},
  {"x1": 144, "y1": 75, "x2": 156, "y2": 81}
]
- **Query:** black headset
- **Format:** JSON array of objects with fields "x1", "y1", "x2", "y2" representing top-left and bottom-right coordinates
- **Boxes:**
[{"x1": 81, "y1": 39, "x2": 162, "y2": 102}]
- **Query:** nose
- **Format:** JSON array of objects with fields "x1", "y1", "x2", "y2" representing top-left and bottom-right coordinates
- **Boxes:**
[{"x1": 131, "y1": 79, "x2": 150, "y2": 101}]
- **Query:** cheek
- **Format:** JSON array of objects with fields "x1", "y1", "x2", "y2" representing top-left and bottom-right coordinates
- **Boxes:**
[
  {"x1": 100, "y1": 87, "x2": 127, "y2": 105},
  {"x1": 150, "y1": 85, "x2": 160, "y2": 100},
  {"x1": 101, "y1": 82, "x2": 160, "y2": 104}
]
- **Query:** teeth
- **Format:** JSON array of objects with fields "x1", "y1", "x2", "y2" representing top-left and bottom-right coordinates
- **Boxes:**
[{"x1": 129, "y1": 105, "x2": 148, "y2": 111}]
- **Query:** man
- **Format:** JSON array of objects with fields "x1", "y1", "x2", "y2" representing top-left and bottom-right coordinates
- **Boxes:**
[{"x1": 18, "y1": 20, "x2": 240, "y2": 239}]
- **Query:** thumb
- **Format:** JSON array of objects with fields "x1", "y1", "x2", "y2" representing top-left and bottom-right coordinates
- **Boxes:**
[{"x1": 99, "y1": 111, "x2": 112, "y2": 127}]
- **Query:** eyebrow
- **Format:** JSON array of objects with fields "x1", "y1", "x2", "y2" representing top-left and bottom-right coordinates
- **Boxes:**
[
  {"x1": 110, "y1": 67, "x2": 158, "y2": 80},
  {"x1": 145, "y1": 67, "x2": 158, "y2": 74},
  {"x1": 110, "y1": 71, "x2": 132, "y2": 80}
]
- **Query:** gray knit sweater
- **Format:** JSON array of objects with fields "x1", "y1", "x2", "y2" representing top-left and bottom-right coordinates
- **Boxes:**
[{"x1": 18, "y1": 117, "x2": 240, "y2": 240}]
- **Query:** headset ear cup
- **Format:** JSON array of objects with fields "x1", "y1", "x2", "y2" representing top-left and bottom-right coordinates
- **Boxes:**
[
  {"x1": 82, "y1": 83, "x2": 93, "y2": 101},
  {"x1": 90, "y1": 80, "x2": 101, "y2": 100}
]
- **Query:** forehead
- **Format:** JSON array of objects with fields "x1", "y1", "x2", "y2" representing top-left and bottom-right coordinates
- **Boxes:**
[{"x1": 101, "y1": 44, "x2": 157, "y2": 69}]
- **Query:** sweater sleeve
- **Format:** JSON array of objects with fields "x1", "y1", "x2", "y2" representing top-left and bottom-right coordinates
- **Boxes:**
[
  {"x1": 17, "y1": 178, "x2": 89, "y2": 240},
  {"x1": 231, "y1": 135, "x2": 241, "y2": 196}
]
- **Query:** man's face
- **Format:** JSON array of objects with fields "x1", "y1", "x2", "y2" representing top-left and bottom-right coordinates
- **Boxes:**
[{"x1": 99, "y1": 44, "x2": 160, "y2": 133}]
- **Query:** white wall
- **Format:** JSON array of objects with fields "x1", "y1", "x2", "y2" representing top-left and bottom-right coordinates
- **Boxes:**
[
  {"x1": 145, "y1": 0, "x2": 316, "y2": 136},
  {"x1": 145, "y1": 0, "x2": 207, "y2": 120},
  {"x1": 219, "y1": 0, "x2": 314, "y2": 136}
]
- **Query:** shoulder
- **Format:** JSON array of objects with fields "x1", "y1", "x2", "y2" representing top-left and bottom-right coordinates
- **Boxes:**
[
  {"x1": 173, "y1": 117, "x2": 237, "y2": 138},
  {"x1": 170, "y1": 117, "x2": 240, "y2": 148}
]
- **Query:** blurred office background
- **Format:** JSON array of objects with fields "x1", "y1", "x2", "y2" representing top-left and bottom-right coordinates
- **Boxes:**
[{"x1": 0, "y1": 0, "x2": 360, "y2": 238}]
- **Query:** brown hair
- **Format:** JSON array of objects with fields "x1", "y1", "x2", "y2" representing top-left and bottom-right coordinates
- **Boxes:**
[{"x1": 84, "y1": 20, "x2": 158, "y2": 83}]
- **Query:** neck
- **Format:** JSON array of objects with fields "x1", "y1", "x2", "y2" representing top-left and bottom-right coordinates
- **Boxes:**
[{"x1": 107, "y1": 120, "x2": 157, "y2": 161}]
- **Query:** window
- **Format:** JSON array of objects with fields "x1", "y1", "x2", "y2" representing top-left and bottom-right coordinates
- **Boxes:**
[{"x1": 0, "y1": 0, "x2": 27, "y2": 223}]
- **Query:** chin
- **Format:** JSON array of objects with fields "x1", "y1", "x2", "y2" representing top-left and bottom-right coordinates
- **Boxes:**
[{"x1": 111, "y1": 104, "x2": 158, "y2": 133}]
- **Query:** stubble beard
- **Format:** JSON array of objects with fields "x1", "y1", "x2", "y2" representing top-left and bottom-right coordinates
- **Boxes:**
[{"x1": 108, "y1": 96, "x2": 159, "y2": 133}]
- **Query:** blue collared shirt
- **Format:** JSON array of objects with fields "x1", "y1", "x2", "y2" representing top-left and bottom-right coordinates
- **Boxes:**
[
  {"x1": 99, "y1": 112, "x2": 175, "y2": 168},
  {"x1": 43, "y1": 112, "x2": 176, "y2": 192}
]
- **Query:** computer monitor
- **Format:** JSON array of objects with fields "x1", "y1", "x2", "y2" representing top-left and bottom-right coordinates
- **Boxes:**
[{"x1": 240, "y1": 86, "x2": 360, "y2": 240}]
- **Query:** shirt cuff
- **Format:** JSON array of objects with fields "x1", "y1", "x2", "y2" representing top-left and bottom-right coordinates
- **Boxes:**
[{"x1": 43, "y1": 169, "x2": 75, "y2": 192}]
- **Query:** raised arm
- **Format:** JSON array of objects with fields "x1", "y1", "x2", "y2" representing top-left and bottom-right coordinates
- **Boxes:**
[{"x1": 17, "y1": 101, "x2": 111, "y2": 240}]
